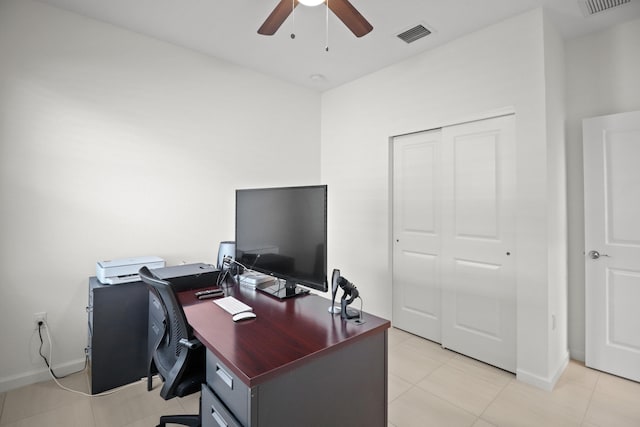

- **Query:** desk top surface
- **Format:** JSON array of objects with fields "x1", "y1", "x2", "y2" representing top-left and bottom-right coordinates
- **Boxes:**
[{"x1": 178, "y1": 283, "x2": 390, "y2": 387}]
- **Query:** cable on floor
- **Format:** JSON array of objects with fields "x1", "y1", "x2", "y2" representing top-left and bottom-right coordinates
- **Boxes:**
[{"x1": 38, "y1": 319, "x2": 147, "y2": 397}]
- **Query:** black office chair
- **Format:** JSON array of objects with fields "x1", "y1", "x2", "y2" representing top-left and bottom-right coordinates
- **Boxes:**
[{"x1": 139, "y1": 266, "x2": 205, "y2": 427}]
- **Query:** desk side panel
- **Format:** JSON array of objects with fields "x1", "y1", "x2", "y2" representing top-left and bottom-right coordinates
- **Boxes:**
[{"x1": 255, "y1": 330, "x2": 387, "y2": 427}]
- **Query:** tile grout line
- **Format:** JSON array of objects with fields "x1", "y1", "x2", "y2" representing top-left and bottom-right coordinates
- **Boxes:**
[
  {"x1": 579, "y1": 371, "x2": 601, "y2": 426},
  {"x1": 415, "y1": 355, "x2": 504, "y2": 423},
  {"x1": 475, "y1": 372, "x2": 515, "y2": 425},
  {"x1": 414, "y1": 382, "x2": 480, "y2": 423}
]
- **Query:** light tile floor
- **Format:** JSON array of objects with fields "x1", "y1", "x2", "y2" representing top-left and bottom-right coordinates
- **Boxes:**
[
  {"x1": 388, "y1": 327, "x2": 640, "y2": 427},
  {"x1": 1, "y1": 327, "x2": 639, "y2": 426}
]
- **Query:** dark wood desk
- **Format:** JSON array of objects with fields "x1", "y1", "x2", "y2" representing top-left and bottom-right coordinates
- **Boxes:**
[{"x1": 179, "y1": 284, "x2": 390, "y2": 427}]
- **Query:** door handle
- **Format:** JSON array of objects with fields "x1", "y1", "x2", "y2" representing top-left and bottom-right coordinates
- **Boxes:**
[{"x1": 588, "y1": 250, "x2": 610, "y2": 260}]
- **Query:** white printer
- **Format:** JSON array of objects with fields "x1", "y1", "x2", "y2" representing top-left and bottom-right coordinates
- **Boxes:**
[{"x1": 96, "y1": 256, "x2": 165, "y2": 285}]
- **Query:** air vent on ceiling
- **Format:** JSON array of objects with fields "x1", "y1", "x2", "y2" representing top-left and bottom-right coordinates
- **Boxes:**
[
  {"x1": 579, "y1": 0, "x2": 631, "y2": 16},
  {"x1": 397, "y1": 24, "x2": 432, "y2": 44}
]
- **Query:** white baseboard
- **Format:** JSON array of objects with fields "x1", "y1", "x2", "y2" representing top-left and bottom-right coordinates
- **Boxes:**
[
  {"x1": 516, "y1": 351, "x2": 570, "y2": 391},
  {"x1": 0, "y1": 358, "x2": 87, "y2": 393}
]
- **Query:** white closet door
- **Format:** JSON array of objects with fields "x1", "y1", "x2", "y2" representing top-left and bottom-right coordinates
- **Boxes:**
[
  {"x1": 392, "y1": 130, "x2": 443, "y2": 341},
  {"x1": 441, "y1": 115, "x2": 516, "y2": 372},
  {"x1": 584, "y1": 111, "x2": 640, "y2": 382}
]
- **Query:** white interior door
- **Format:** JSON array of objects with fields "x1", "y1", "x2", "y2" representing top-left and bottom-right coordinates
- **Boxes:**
[
  {"x1": 392, "y1": 130, "x2": 442, "y2": 341},
  {"x1": 440, "y1": 115, "x2": 516, "y2": 372},
  {"x1": 584, "y1": 110, "x2": 640, "y2": 382}
]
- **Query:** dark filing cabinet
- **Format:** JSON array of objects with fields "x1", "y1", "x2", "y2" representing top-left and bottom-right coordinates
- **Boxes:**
[{"x1": 87, "y1": 277, "x2": 149, "y2": 394}]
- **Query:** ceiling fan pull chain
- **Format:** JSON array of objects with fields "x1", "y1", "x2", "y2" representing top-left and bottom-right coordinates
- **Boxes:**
[
  {"x1": 325, "y1": 0, "x2": 329, "y2": 51},
  {"x1": 291, "y1": 0, "x2": 296, "y2": 39}
]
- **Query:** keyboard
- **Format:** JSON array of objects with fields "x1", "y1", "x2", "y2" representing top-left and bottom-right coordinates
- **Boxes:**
[{"x1": 213, "y1": 296, "x2": 253, "y2": 316}]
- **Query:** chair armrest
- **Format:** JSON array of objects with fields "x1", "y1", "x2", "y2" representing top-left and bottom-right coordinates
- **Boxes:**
[{"x1": 178, "y1": 338, "x2": 201, "y2": 350}]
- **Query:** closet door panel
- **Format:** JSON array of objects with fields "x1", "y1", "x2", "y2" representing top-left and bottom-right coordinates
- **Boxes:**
[
  {"x1": 441, "y1": 115, "x2": 516, "y2": 372},
  {"x1": 392, "y1": 130, "x2": 442, "y2": 341}
]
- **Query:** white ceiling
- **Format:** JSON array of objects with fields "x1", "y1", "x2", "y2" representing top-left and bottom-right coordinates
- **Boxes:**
[{"x1": 36, "y1": 0, "x2": 640, "y2": 91}]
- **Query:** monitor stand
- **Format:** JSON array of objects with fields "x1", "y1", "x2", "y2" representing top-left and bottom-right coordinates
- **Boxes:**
[{"x1": 256, "y1": 278, "x2": 309, "y2": 300}]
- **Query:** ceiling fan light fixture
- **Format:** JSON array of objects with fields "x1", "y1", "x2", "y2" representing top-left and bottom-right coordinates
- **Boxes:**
[
  {"x1": 298, "y1": 0, "x2": 325, "y2": 7},
  {"x1": 258, "y1": 0, "x2": 372, "y2": 38}
]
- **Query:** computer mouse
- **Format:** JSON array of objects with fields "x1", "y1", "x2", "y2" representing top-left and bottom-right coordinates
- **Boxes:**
[{"x1": 232, "y1": 311, "x2": 257, "y2": 322}]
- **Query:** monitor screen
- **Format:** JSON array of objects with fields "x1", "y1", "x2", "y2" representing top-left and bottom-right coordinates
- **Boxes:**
[{"x1": 235, "y1": 185, "x2": 328, "y2": 298}]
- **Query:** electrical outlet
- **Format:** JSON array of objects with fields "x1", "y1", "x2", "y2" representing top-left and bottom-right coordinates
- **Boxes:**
[{"x1": 34, "y1": 312, "x2": 47, "y2": 330}]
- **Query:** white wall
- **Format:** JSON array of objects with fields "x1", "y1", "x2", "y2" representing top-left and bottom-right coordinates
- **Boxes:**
[
  {"x1": 565, "y1": 18, "x2": 640, "y2": 362},
  {"x1": 543, "y1": 14, "x2": 569, "y2": 382},
  {"x1": 321, "y1": 9, "x2": 567, "y2": 388},
  {"x1": 0, "y1": 0, "x2": 321, "y2": 391}
]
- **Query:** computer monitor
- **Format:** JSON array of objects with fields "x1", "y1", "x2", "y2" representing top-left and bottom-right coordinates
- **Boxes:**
[{"x1": 235, "y1": 185, "x2": 328, "y2": 299}]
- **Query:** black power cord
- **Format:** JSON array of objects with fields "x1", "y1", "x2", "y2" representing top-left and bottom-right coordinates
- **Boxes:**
[{"x1": 37, "y1": 322, "x2": 87, "y2": 379}]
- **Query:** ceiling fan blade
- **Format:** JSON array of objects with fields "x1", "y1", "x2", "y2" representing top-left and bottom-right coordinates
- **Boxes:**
[
  {"x1": 258, "y1": 0, "x2": 299, "y2": 35},
  {"x1": 327, "y1": 0, "x2": 372, "y2": 37}
]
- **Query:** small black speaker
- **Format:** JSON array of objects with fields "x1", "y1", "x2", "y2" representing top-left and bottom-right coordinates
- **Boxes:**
[{"x1": 217, "y1": 241, "x2": 235, "y2": 270}]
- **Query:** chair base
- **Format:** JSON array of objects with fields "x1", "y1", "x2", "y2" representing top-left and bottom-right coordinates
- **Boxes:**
[{"x1": 157, "y1": 413, "x2": 200, "y2": 427}]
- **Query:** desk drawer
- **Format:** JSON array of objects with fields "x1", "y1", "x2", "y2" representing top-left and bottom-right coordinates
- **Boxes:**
[
  {"x1": 206, "y1": 350, "x2": 251, "y2": 426},
  {"x1": 201, "y1": 384, "x2": 242, "y2": 427}
]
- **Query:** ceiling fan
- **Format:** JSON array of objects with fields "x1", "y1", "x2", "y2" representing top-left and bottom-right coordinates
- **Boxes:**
[{"x1": 258, "y1": 0, "x2": 373, "y2": 38}]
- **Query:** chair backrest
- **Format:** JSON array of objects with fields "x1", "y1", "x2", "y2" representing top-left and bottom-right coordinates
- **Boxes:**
[{"x1": 139, "y1": 266, "x2": 194, "y2": 400}]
